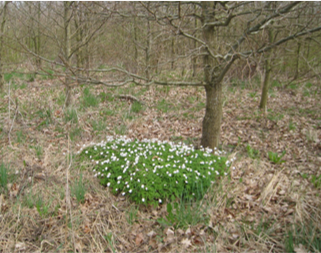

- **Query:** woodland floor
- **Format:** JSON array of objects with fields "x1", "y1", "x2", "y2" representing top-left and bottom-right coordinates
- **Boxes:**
[{"x1": 0, "y1": 74, "x2": 320, "y2": 252}]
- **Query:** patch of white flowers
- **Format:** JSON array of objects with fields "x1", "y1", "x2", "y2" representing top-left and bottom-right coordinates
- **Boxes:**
[{"x1": 79, "y1": 135, "x2": 233, "y2": 205}]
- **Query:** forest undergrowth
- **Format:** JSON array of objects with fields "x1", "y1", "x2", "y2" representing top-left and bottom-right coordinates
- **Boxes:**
[{"x1": 0, "y1": 73, "x2": 320, "y2": 252}]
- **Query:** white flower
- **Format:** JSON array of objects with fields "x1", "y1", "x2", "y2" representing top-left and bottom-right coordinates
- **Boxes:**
[
  {"x1": 159, "y1": 199, "x2": 162, "y2": 203},
  {"x1": 142, "y1": 198, "x2": 145, "y2": 202},
  {"x1": 107, "y1": 182, "x2": 110, "y2": 187},
  {"x1": 141, "y1": 184, "x2": 144, "y2": 188},
  {"x1": 122, "y1": 192, "x2": 125, "y2": 196}
]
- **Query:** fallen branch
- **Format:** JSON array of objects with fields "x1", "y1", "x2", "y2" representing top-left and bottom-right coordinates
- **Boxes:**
[{"x1": 116, "y1": 94, "x2": 145, "y2": 105}]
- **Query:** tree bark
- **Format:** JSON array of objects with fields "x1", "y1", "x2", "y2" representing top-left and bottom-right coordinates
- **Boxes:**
[
  {"x1": 0, "y1": 2, "x2": 9, "y2": 91},
  {"x1": 64, "y1": 1, "x2": 72, "y2": 107},
  {"x1": 259, "y1": 29, "x2": 274, "y2": 112},
  {"x1": 259, "y1": 56, "x2": 272, "y2": 112},
  {"x1": 201, "y1": 83, "x2": 223, "y2": 149}
]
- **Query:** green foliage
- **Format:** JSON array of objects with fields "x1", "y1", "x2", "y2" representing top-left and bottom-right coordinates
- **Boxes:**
[
  {"x1": 271, "y1": 80, "x2": 283, "y2": 88},
  {"x1": 248, "y1": 91, "x2": 257, "y2": 98},
  {"x1": 105, "y1": 232, "x2": 116, "y2": 253},
  {"x1": 69, "y1": 127, "x2": 82, "y2": 141},
  {"x1": 35, "y1": 195, "x2": 50, "y2": 217},
  {"x1": 39, "y1": 69, "x2": 54, "y2": 80},
  {"x1": 99, "y1": 91, "x2": 114, "y2": 103},
  {"x1": 82, "y1": 87, "x2": 99, "y2": 107},
  {"x1": 305, "y1": 82, "x2": 313, "y2": 88},
  {"x1": 91, "y1": 119, "x2": 106, "y2": 132},
  {"x1": 131, "y1": 101, "x2": 143, "y2": 113},
  {"x1": 72, "y1": 173, "x2": 86, "y2": 204},
  {"x1": 156, "y1": 99, "x2": 170, "y2": 113},
  {"x1": 115, "y1": 124, "x2": 127, "y2": 135},
  {"x1": 267, "y1": 111, "x2": 284, "y2": 122},
  {"x1": 4, "y1": 72, "x2": 24, "y2": 82},
  {"x1": 64, "y1": 108, "x2": 78, "y2": 124},
  {"x1": 0, "y1": 163, "x2": 8, "y2": 191},
  {"x1": 284, "y1": 221, "x2": 321, "y2": 253},
  {"x1": 126, "y1": 205, "x2": 138, "y2": 225},
  {"x1": 36, "y1": 108, "x2": 52, "y2": 129},
  {"x1": 24, "y1": 191, "x2": 35, "y2": 208},
  {"x1": 289, "y1": 83, "x2": 298, "y2": 90},
  {"x1": 57, "y1": 92, "x2": 66, "y2": 106},
  {"x1": 311, "y1": 174, "x2": 321, "y2": 188},
  {"x1": 246, "y1": 145, "x2": 260, "y2": 159},
  {"x1": 103, "y1": 109, "x2": 116, "y2": 116},
  {"x1": 30, "y1": 145, "x2": 43, "y2": 160},
  {"x1": 288, "y1": 120, "x2": 296, "y2": 131},
  {"x1": 16, "y1": 130, "x2": 25, "y2": 143},
  {"x1": 268, "y1": 150, "x2": 286, "y2": 164},
  {"x1": 78, "y1": 136, "x2": 231, "y2": 206},
  {"x1": 157, "y1": 200, "x2": 209, "y2": 229}
]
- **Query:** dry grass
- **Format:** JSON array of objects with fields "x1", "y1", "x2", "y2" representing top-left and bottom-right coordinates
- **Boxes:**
[{"x1": 0, "y1": 76, "x2": 320, "y2": 252}]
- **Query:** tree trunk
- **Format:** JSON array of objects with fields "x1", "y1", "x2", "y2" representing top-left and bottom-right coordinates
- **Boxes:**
[
  {"x1": 35, "y1": 2, "x2": 41, "y2": 68},
  {"x1": 293, "y1": 41, "x2": 301, "y2": 80},
  {"x1": 64, "y1": 1, "x2": 72, "y2": 107},
  {"x1": 0, "y1": 2, "x2": 8, "y2": 91},
  {"x1": 201, "y1": 82, "x2": 223, "y2": 149},
  {"x1": 259, "y1": 29, "x2": 273, "y2": 112},
  {"x1": 259, "y1": 56, "x2": 272, "y2": 112}
]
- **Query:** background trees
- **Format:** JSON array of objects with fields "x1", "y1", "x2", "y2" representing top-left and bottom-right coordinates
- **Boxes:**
[{"x1": 2, "y1": 1, "x2": 321, "y2": 148}]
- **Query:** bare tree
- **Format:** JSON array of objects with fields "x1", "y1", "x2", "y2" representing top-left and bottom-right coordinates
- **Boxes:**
[{"x1": 125, "y1": 2, "x2": 321, "y2": 149}]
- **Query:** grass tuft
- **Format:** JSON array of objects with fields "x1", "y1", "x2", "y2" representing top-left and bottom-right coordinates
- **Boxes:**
[
  {"x1": 0, "y1": 162, "x2": 8, "y2": 192},
  {"x1": 72, "y1": 173, "x2": 86, "y2": 204},
  {"x1": 82, "y1": 87, "x2": 99, "y2": 107}
]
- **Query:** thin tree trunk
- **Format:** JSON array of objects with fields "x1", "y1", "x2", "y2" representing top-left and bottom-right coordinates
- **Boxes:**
[
  {"x1": 64, "y1": 1, "x2": 72, "y2": 107},
  {"x1": 35, "y1": 2, "x2": 41, "y2": 68},
  {"x1": 171, "y1": 38, "x2": 175, "y2": 70},
  {"x1": 259, "y1": 29, "x2": 273, "y2": 112},
  {"x1": 145, "y1": 18, "x2": 151, "y2": 81},
  {"x1": 0, "y1": 2, "x2": 9, "y2": 91},
  {"x1": 293, "y1": 41, "x2": 301, "y2": 80}
]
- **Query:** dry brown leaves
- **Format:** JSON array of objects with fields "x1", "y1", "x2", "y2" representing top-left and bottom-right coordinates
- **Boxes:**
[{"x1": 0, "y1": 80, "x2": 320, "y2": 252}]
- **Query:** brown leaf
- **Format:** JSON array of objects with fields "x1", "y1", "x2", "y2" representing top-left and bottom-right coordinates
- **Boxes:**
[
  {"x1": 294, "y1": 244, "x2": 308, "y2": 253},
  {"x1": 149, "y1": 238, "x2": 157, "y2": 249},
  {"x1": 181, "y1": 238, "x2": 192, "y2": 249},
  {"x1": 193, "y1": 235, "x2": 204, "y2": 245},
  {"x1": 135, "y1": 233, "x2": 144, "y2": 246}
]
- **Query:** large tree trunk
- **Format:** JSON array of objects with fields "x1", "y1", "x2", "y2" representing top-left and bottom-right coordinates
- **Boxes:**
[{"x1": 201, "y1": 82, "x2": 223, "y2": 149}]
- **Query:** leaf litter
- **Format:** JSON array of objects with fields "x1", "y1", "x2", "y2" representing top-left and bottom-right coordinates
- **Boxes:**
[{"x1": 0, "y1": 79, "x2": 320, "y2": 252}]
